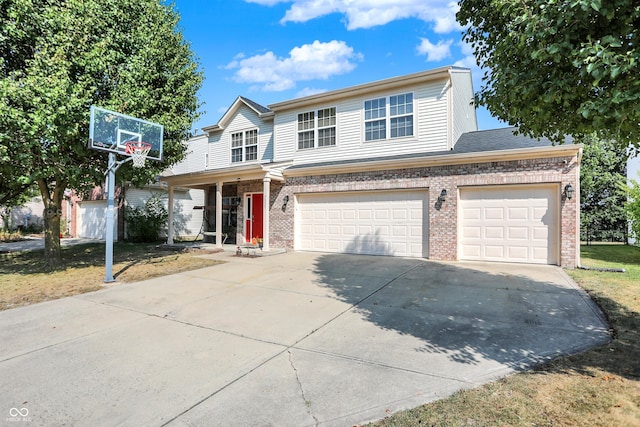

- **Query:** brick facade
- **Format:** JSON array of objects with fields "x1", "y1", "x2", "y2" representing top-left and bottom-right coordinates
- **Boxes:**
[{"x1": 264, "y1": 154, "x2": 579, "y2": 268}]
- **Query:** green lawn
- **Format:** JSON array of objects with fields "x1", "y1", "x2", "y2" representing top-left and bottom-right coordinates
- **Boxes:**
[{"x1": 0, "y1": 242, "x2": 223, "y2": 310}]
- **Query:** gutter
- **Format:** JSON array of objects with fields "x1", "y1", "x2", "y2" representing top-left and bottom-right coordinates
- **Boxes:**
[{"x1": 283, "y1": 144, "x2": 583, "y2": 177}]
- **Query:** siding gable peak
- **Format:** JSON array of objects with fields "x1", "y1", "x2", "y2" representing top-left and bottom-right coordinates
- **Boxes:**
[{"x1": 202, "y1": 96, "x2": 273, "y2": 133}]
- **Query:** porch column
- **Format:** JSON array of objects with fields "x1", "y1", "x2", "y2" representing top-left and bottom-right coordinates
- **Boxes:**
[
  {"x1": 167, "y1": 185, "x2": 174, "y2": 244},
  {"x1": 262, "y1": 176, "x2": 270, "y2": 252},
  {"x1": 216, "y1": 181, "x2": 223, "y2": 248}
]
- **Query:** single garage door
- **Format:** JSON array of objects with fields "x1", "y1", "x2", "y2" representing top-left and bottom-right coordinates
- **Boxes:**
[
  {"x1": 296, "y1": 190, "x2": 427, "y2": 257},
  {"x1": 77, "y1": 200, "x2": 117, "y2": 240},
  {"x1": 459, "y1": 185, "x2": 558, "y2": 264}
]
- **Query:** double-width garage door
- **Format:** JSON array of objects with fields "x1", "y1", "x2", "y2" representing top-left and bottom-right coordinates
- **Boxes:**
[
  {"x1": 296, "y1": 190, "x2": 428, "y2": 257},
  {"x1": 459, "y1": 185, "x2": 558, "y2": 264}
]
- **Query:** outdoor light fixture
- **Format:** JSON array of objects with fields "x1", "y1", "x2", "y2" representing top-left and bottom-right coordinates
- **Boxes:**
[
  {"x1": 282, "y1": 195, "x2": 290, "y2": 210},
  {"x1": 564, "y1": 184, "x2": 574, "y2": 200},
  {"x1": 438, "y1": 189, "x2": 447, "y2": 203}
]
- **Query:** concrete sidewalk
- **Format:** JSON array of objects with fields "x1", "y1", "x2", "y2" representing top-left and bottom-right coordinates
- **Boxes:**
[
  {"x1": 0, "y1": 252, "x2": 610, "y2": 426},
  {"x1": 0, "y1": 237, "x2": 98, "y2": 253}
]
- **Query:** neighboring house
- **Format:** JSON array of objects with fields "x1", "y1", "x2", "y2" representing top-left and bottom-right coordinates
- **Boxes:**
[
  {"x1": 2, "y1": 194, "x2": 74, "y2": 236},
  {"x1": 628, "y1": 153, "x2": 640, "y2": 245},
  {"x1": 162, "y1": 66, "x2": 582, "y2": 267}
]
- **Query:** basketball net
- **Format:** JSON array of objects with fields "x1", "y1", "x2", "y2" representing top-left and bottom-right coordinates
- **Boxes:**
[{"x1": 124, "y1": 141, "x2": 152, "y2": 168}]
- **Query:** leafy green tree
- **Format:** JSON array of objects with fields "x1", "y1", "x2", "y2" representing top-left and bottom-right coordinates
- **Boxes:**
[
  {"x1": 0, "y1": 0, "x2": 203, "y2": 268},
  {"x1": 580, "y1": 136, "x2": 628, "y2": 243},
  {"x1": 457, "y1": 0, "x2": 640, "y2": 149},
  {"x1": 626, "y1": 177, "x2": 640, "y2": 243}
]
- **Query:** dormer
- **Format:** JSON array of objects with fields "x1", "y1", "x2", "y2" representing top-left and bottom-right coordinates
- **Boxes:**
[{"x1": 202, "y1": 96, "x2": 275, "y2": 170}]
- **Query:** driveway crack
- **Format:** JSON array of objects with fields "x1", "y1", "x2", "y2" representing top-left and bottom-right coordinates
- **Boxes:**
[{"x1": 288, "y1": 350, "x2": 319, "y2": 426}]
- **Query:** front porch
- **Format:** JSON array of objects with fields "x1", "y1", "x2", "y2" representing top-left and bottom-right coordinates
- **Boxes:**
[{"x1": 161, "y1": 163, "x2": 289, "y2": 253}]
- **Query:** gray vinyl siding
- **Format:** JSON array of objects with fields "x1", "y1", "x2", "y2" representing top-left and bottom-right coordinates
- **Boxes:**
[
  {"x1": 450, "y1": 69, "x2": 478, "y2": 147},
  {"x1": 207, "y1": 105, "x2": 273, "y2": 169},
  {"x1": 172, "y1": 134, "x2": 208, "y2": 175},
  {"x1": 273, "y1": 79, "x2": 452, "y2": 165}
]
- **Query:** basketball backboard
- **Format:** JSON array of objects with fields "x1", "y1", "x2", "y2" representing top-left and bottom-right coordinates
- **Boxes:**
[{"x1": 89, "y1": 106, "x2": 163, "y2": 161}]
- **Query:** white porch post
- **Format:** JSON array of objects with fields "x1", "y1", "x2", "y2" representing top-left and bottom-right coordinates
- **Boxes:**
[
  {"x1": 216, "y1": 181, "x2": 223, "y2": 248},
  {"x1": 167, "y1": 185, "x2": 174, "y2": 244},
  {"x1": 262, "y1": 176, "x2": 270, "y2": 252}
]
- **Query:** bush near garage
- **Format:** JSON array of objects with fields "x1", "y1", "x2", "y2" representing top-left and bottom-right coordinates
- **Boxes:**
[{"x1": 125, "y1": 194, "x2": 168, "y2": 243}]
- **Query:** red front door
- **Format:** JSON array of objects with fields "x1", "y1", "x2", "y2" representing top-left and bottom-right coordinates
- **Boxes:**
[{"x1": 245, "y1": 193, "x2": 263, "y2": 242}]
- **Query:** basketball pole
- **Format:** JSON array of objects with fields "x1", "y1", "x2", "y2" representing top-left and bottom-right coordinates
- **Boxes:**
[
  {"x1": 104, "y1": 152, "x2": 117, "y2": 282},
  {"x1": 104, "y1": 152, "x2": 133, "y2": 283}
]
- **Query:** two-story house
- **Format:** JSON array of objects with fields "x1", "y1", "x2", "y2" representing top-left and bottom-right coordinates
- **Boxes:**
[{"x1": 163, "y1": 66, "x2": 582, "y2": 267}]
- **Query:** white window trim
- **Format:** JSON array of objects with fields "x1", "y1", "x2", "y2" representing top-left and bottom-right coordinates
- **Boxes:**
[
  {"x1": 363, "y1": 92, "x2": 415, "y2": 143},
  {"x1": 230, "y1": 128, "x2": 259, "y2": 164},
  {"x1": 296, "y1": 106, "x2": 337, "y2": 151}
]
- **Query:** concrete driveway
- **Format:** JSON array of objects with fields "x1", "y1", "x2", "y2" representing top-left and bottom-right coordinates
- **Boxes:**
[{"x1": 0, "y1": 252, "x2": 610, "y2": 426}]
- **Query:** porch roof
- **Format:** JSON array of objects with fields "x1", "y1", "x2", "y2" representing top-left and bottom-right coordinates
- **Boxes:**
[{"x1": 161, "y1": 161, "x2": 290, "y2": 188}]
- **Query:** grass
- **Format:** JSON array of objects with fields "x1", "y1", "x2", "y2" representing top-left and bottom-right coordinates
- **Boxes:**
[
  {"x1": 0, "y1": 242, "x2": 224, "y2": 311},
  {"x1": 374, "y1": 244, "x2": 640, "y2": 427}
]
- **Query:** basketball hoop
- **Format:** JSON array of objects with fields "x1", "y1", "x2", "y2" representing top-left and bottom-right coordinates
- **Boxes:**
[{"x1": 124, "y1": 141, "x2": 152, "y2": 168}]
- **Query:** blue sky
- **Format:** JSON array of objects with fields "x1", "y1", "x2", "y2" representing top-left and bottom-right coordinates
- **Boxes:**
[{"x1": 173, "y1": 0, "x2": 505, "y2": 132}]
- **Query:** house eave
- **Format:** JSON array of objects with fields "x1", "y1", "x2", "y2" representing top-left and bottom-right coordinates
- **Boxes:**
[
  {"x1": 161, "y1": 161, "x2": 292, "y2": 187},
  {"x1": 283, "y1": 144, "x2": 583, "y2": 177}
]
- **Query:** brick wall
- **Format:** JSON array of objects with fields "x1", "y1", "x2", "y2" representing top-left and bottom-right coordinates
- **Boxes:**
[{"x1": 268, "y1": 154, "x2": 580, "y2": 268}]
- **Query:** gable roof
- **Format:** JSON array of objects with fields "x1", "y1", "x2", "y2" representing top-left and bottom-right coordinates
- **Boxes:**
[
  {"x1": 239, "y1": 96, "x2": 270, "y2": 115},
  {"x1": 202, "y1": 96, "x2": 272, "y2": 133},
  {"x1": 284, "y1": 127, "x2": 579, "y2": 175}
]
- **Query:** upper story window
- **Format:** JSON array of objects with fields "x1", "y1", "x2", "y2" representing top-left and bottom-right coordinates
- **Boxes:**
[
  {"x1": 297, "y1": 107, "x2": 336, "y2": 150},
  {"x1": 231, "y1": 129, "x2": 258, "y2": 163},
  {"x1": 364, "y1": 93, "x2": 413, "y2": 141}
]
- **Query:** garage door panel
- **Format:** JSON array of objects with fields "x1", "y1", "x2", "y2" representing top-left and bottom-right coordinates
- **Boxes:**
[
  {"x1": 462, "y1": 244, "x2": 481, "y2": 257},
  {"x1": 485, "y1": 226, "x2": 504, "y2": 239},
  {"x1": 485, "y1": 245, "x2": 505, "y2": 258},
  {"x1": 508, "y1": 227, "x2": 528, "y2": 240},
  {"x1": 462, "y1": 226, "x2": 481, "y2": 239},
  {"x1": 508, "y1": 207, "x2": 528, "y2": 220},
  {"x1": 375, "y1": 210, "x2": 389, "y2": 220},
  {"x1": 460, "y1": 186, "x2": 558, "y2": 264},
  {"x1": 485, "y1": 207, "x2": 504, "y2": 220},
  {"x1": 359, "y1": 210, "x2": 372, "y2": 220},
  {"x1": 392, "y1": 226, "x2": 407, "y2": 237},
  {"x1": 296, "y1": 191, "x2": 427, "y2": 257},
  {"x1": 532, "y1": 227, "x2": 548, "y2": 240},
  {"x1": 508, "y1": 246, "x2": 528, "y2": 260}
]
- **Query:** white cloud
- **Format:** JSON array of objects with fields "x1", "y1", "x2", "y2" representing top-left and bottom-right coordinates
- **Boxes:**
[
  {"x1": 225, "y1": 40, "x2": 362, "y2": 92},
  {"x1": 296, "y1": 87, "x2": 328, "y2": 98},
  {"x1": 246, "y1": 0, "x2": 463, "y2": 33},
  {"x1": 417, "y1": 37, "x2": 453, "y2": 62},
  {"x1": 454, "y1": 41, "x2": 485, "y2": 92}
]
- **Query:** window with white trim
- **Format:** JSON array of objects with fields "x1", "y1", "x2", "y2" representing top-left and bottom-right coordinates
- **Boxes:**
[
  {"x1": 297, "y1": 107, "x2": 336, "y2": 149},
  {"x1": 231, "y1": 129, "x2": 258, "y2": 163},
  {"x1": 364, "y1": 92, "x2": 413, "y2": 141}
]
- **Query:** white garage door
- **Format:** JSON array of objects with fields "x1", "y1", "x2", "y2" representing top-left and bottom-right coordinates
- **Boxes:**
[
  {"x1": 296, "y1": 190, "x2": 427, "y2": 257},
  {"x1": 77, "y1": 200, "x2": 117, "y2": 240},
  {"x1": 459, "y1": 185, "x2": 558, "y2": 264}
]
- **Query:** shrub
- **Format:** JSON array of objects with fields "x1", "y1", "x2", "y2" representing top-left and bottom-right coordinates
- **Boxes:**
[{"x1": 125, "y1": 194, "x2": 168, "y2": 242}]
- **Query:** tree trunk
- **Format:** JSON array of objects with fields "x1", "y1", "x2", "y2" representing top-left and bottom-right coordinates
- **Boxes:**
[{"x1": 38, "y1": 179, "x2": 65, "y2": 270}]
